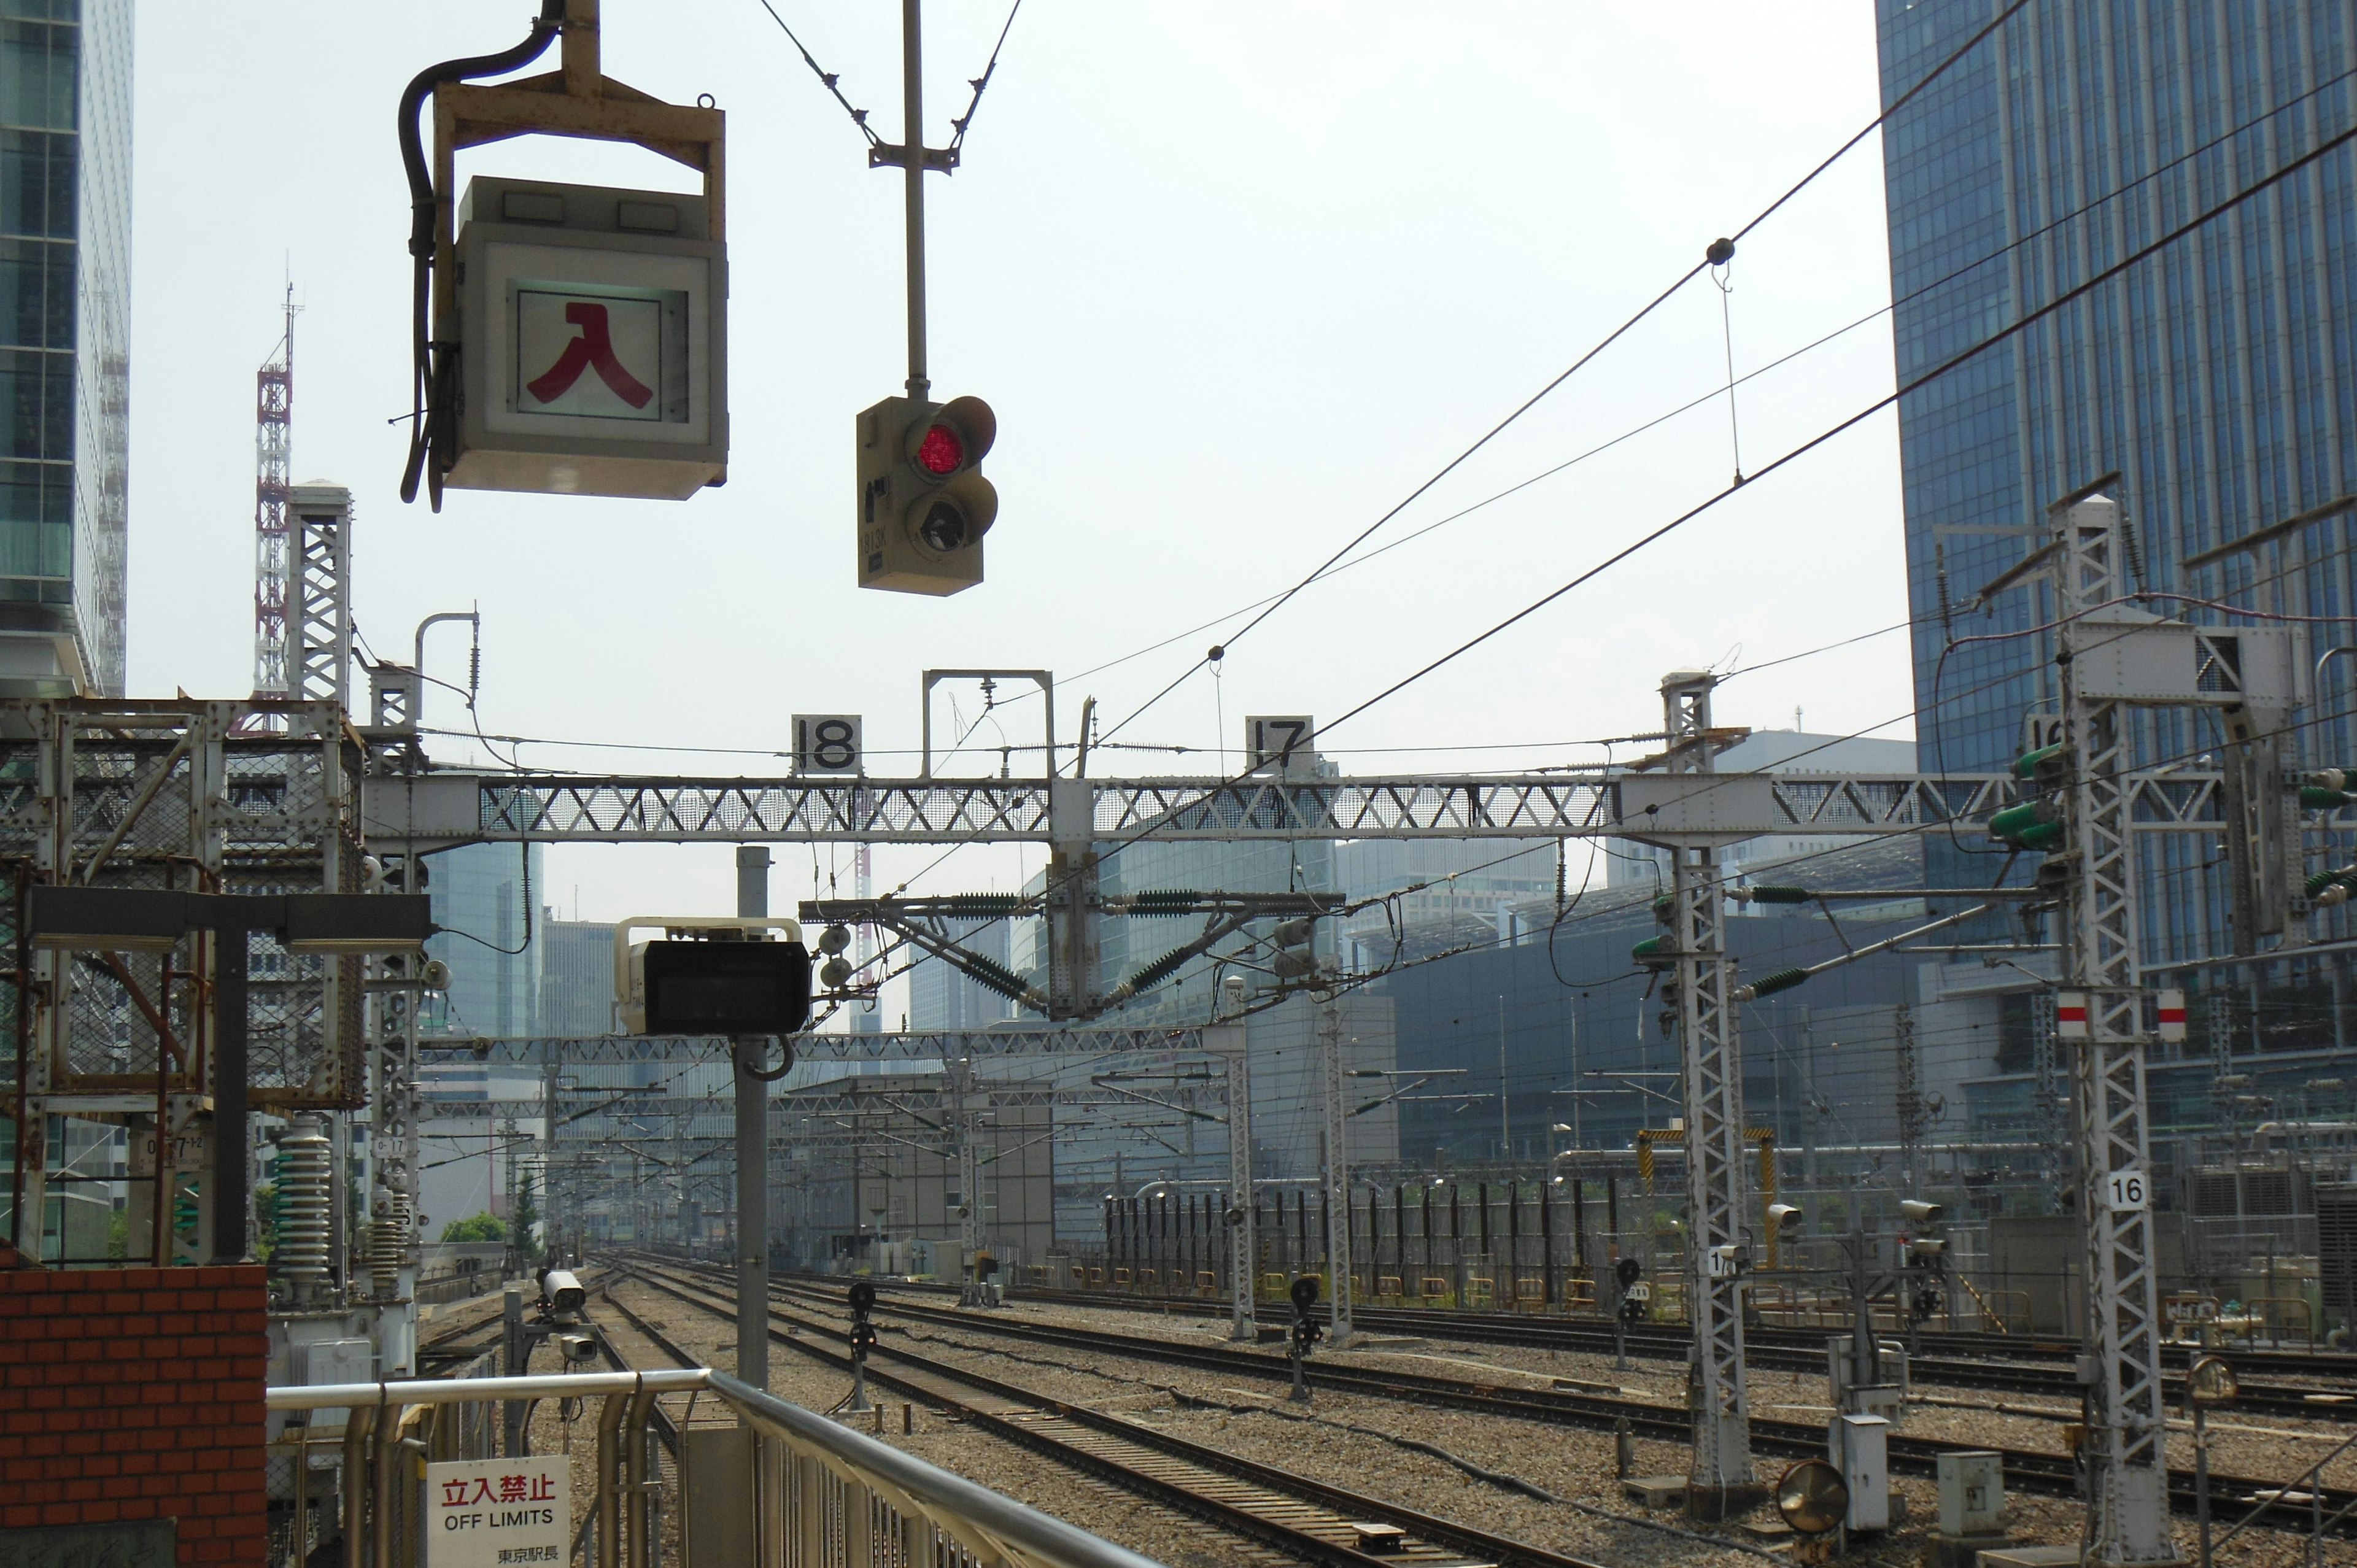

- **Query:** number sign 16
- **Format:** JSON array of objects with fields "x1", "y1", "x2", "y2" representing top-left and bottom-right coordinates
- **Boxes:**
[{"x1": 2105, "y1": 1169, "x2": 2150, "y2": 1213}]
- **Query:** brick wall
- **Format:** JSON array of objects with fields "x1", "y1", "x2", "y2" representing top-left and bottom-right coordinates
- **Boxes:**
[{"x1": 0, "y1": 1264, "x2": 268, "y2": 1564}]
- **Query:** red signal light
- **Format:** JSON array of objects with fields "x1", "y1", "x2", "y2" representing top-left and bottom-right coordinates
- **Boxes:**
[{"x1": 915, "y1": 423, "x2": 964, "y2": 475}]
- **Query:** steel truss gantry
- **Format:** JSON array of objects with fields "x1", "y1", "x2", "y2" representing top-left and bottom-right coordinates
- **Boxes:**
[{"x1": 370, "y1": 768, "x2": 2120, "y2": 851}]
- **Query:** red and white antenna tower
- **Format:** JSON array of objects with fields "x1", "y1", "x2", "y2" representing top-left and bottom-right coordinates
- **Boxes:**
[{"x1": 251, "y1": 287, "x2": 294, "y2": 706}]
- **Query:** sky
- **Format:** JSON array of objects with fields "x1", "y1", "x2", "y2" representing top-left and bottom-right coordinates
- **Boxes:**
[{"x1": 126, "y1": 3, "x2": 1915, "y2": 1012}]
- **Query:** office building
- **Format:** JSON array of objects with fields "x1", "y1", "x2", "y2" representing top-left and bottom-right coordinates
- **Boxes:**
[
  {"x1": 424, "y1": 841, "x2": 546, "y2": 1039},
  {"x1": 0, "y1": 0, "x2": 131, "y2": 697},
  {"x1": 1875, "y1": 2, "x2": 2357, "y2": 959},
  {"x1": 538, "y1": 916, "x2": 617, "y2": 1038},
  {"x1": 908, "y1": 916, "x2": 1015, "y2": 1032}
]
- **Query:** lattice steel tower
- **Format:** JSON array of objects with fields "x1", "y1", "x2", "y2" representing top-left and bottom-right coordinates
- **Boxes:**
[{"x1": 251, "y1": 289, "x2": 294, "y2": 706}]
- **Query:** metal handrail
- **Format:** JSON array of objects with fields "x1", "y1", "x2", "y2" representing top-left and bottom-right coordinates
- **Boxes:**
[
  {"x1": 268, "y1": 1368, "x2": 1171, "y2": 1568},
  {"x1": 709, "y1": 1372, "x2": 1167, "y2": 1568}
]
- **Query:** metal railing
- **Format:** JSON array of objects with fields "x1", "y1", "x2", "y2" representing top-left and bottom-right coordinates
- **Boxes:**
[{"x1": 269, "y1": 1367, "x2": 1169, "y2": 1568}]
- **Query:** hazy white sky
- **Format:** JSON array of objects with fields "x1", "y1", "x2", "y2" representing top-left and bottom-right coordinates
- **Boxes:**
[{"x1": 128, "y1": 3, "x2": 1913, "y2": 987}]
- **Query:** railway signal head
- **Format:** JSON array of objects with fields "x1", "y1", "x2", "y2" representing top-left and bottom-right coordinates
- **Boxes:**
[
  {"x1": 857, "y1": 393, "x2": 999, "y2": 595},
  {"x1": 2186, "y1": 1354, "x2": 2238, "y2": 1406},
  {"x1": 848, "y1": 1280, "x2": 877, "y2": 1317},
  {"x1": 1614, "y1": 1257, "x2": 1643, "y2": 1289},
  {"x1": 1271, "y1": 917, "x2": 1318, "y2": 981},
  {"x1": 1289, "y1": 1275, "x2": 1321, "y2": 1315}
]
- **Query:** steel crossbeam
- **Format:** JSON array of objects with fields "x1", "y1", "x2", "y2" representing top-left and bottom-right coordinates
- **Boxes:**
[
  {"x1": 425, "y1": 1028, "x2": 1207, "y2": 1065},
  {"x1": 357, "y1": 767, "x2": 2259, "y2": 854}
]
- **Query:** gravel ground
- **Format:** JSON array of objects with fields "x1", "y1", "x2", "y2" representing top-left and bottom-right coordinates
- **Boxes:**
[
  {"x1": 858, "y1": 1286, "x2": 2357, "y2": 1491},
  {"x1": 594, "y1": 1279, "x2": 1293, "y2": 1568},
  {"x1": 755, "y1": 1279, "x2": 2355, "y2": 1567}
]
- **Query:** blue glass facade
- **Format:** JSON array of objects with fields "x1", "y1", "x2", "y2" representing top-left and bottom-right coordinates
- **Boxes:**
[
  {"x1": 1877, "y1": 1, "x2": 2357, "y2": 963},
  {"x1": 0, "y1": 0, "x2": 126, "y2": 697}
]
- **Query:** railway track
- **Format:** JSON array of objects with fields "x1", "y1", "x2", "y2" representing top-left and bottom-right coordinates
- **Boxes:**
[
  {"x1": 606, "y1": 1267, "x2": 1631, "y2": 1568},
  {"x1": 842, "y1": 1270, "x2": 2357, "y2": 1421},
  {"x1": 626, "y1": 1257, "x2": 2356, "y2": 1538}
]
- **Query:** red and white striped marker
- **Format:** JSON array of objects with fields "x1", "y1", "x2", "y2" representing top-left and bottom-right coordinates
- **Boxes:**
[
  {"x1": 2157, "y1": 989, "x2": 2187, "y2": 1042},
  {"x1": 2056, "y1": 991, "x2": 2089, "y2": 1039}
]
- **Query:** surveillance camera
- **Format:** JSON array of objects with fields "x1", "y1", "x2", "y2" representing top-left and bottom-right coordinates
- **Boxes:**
[
  {"x1": 421, "y1": 959, "x2": 452, "y2": 991},
  {"x1": 552, "y1": 1332, "x2": 598, "y2": 1364},
  {"x1": 1909, "y1": 1237, "x2": 1948, "y2": 1259},
  {"x1": 1898, "y1": 1199, "x2": 1945, "y2": 1224},
  {"x1": 1766, "y1": 1202, "x2": 1803, "y2": 1236}
]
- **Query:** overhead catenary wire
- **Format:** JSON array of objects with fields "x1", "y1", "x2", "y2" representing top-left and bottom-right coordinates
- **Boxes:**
[
  {"x1": 975, "y1": 43, "x2": 2356, "y2": 741},
  {"x1": 1305, "y1": 113, "x2": 2357, "y2": 755},
  {"x1": 1089, "y1": 0, "x2": 2039, "y2": 752}
]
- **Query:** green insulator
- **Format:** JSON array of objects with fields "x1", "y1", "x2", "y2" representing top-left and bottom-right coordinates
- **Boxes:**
[
  {"x1": 1745, "y1": 967, "x2": 1809, "y2": 999},
  {"x1": 2014, "y1": 743, "x2": 2066, "y2": 779},
  {"x1": 1632, "y1": 935, "x2": 1670, "y2": 964},
  {"x1": 2301, "y1": 786, "x2": 2354, "y2": 810},
  {"x1": 1744, "y1": 885, "x2": 1811, "y2": 905},
  {"x1": 1651, "y1": 894, "x2": 1675, "y2": 924},
  {"x1": 2309, "y1": 870, "x2": 2346, "y2": 897},
  {"x1": 1989, "y1": 801, "x2": 2050, "y2": 841},
  {"x1": 2015, "y1": 820, "x2": 2065, "y2": 851}
]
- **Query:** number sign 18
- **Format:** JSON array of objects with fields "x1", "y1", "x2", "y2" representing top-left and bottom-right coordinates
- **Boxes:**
[{"x1": 793, "y1": 715, "x2": 863, "y2": 775}]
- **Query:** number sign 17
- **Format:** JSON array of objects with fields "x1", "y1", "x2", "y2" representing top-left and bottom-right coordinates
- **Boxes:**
[
  {"x1": 794, "y1": 716, "x2": 863, "y2": 775},
  {"x1": 1247, "y1": 716, "x2": 1315, "y2": 773}
]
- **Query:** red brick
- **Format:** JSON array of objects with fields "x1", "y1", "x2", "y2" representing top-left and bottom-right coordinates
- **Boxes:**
[
  {"x1": 0, "y1": 1504, "x2": 39, "y2": 1527},
  {"x1": 101, "y1": 1291, "x2": 139, "y2": 1313},
  {"x1": 39, "y1": 1502, "x2": 80, "y2": 1526}
]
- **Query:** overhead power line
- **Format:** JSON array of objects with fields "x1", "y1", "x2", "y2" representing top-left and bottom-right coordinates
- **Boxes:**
[
  {"x1": 1312, "y1": 113, "x2": 2357, "y2": 749},
  {"x1": 1089, "y1": 0, "x2": 2039, "y2": 751}
]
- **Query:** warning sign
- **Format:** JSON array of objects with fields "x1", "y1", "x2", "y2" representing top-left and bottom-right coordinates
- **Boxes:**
[
  {"x1": 510, "y1": 284, "x2": 687, "y2": 425},
  {"x1": 425, "y1": 1457, "x2": 569, "y2": 1568}
]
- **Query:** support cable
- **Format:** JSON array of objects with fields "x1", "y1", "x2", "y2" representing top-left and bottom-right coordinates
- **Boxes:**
[{"x1": 749, "y1": 0, "x2": 882, "y2": 147}]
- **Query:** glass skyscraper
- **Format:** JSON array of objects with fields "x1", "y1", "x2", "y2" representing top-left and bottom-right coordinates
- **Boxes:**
[
  {"x1": 0, "y1": 0, "x2": 128, "y2": 698},
  {"x1": 1876, "y1": 2, "x2": 2357, "y2": 961}
]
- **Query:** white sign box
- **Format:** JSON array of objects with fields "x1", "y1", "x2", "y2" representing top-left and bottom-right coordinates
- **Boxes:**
[
  {"x1": 425, "y1": 1456, "x2": 569, "y2": 1568},
  {"x1": 452, "y1": 177, "x2": 727, "y2": 501}
]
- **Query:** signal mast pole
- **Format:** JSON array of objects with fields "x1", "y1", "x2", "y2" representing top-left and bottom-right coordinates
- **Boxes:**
[{"x1": 897, "y1": 0, "x2": 929, "y2": 400}]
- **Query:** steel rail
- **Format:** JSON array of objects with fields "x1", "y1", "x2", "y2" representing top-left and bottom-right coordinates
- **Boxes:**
[
  {"x1": 648, "y1": 1258, "x2": 2357, "y2": 1535},
  {"x1": 619, "y1": 1267, "x2": 1624, "y2": 1568}
]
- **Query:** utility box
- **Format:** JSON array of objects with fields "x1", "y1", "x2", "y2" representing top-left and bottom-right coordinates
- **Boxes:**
[
  {"x1": 1937, "y1": 1450, "x2": 2005, "y2": 1535},
  {"x1": 449, "y1": 176, "x2": 727, "y2": 500},
  {"x1": 1829, "y1": 1412, "x2": 1890, "y2": 1532},
  {"x1": 681, "y1": 1426, "x2": 754, "y2": 1567}
]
